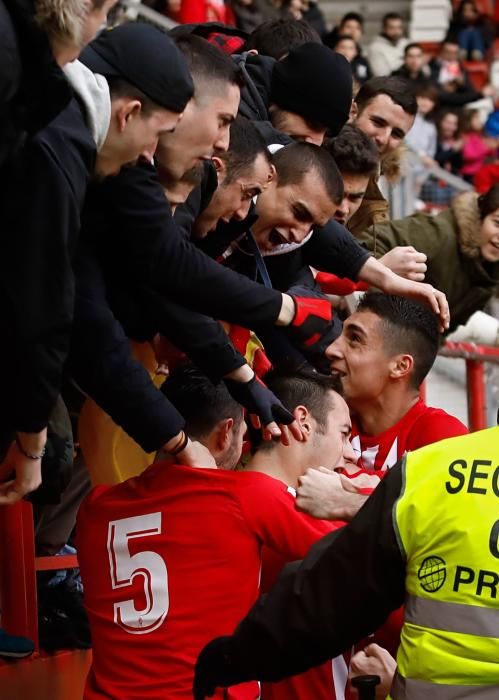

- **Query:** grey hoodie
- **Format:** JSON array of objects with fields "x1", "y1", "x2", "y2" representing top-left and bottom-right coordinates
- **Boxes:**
[{"x1": 64, "y1": 58, "x2": 110, "y2": 150}]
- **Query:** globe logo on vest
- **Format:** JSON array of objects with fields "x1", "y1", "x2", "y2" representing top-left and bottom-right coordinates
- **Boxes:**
[{"x1": 418, "y1": 556, "x2": 447, "y2": 593}]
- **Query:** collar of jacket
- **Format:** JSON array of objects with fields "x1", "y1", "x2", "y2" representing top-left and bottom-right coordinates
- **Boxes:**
[
  {"x1": 452, "y1": 190, "x2": 487, "y2": 259},
  {"x1": 381, "y1": 145, "x2": 405, "y2": 184}
]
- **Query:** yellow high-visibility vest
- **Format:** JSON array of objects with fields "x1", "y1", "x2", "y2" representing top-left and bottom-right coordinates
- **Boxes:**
[{"x1": 390, "y1": 427, "x2": 499, "y2": 698}]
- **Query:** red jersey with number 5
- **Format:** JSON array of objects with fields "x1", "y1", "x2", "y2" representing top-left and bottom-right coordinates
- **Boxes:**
[{"x1": 76, "y1": 463, "x2": 333, "y2": 700}]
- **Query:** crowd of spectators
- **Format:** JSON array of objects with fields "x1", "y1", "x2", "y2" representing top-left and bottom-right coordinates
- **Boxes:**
[{"x1": 0, "y1": 0, "x2": 498, "y2": 698}]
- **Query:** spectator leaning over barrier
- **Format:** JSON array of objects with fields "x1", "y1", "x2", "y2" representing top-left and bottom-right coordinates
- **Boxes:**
[
  {"x1": 200, "y1": 141, "x2": 450, "y2": 335},
  {"x1": 348, "y1": 76, "x2": 417, "y2": 236},
  {"x1": 187, "y1": 116, "x2": 273, "y2": 238},
  {"x1": 71, "y1": 33, "x2": 334, "y2": 458},
  {"x1": 0, "y1": 22, "x2": 194, "y2": 505},
  {"x1": 367, "y1": 12, "x2": 408, "y2": 78},
  {"x1": 357, "y1": 185, "x2": 499, "y2": 338},
  {"x1": 235, "y1": 41, "x2": 353, "y2": 146}
]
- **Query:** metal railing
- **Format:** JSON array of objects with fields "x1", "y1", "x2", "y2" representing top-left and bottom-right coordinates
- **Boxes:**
[
  {"x1": 438, "y1": 341, "x2": 499, "y2": 430},
  {"x1": 382, "y1": 149, "x2": 473, "y2": 218}
]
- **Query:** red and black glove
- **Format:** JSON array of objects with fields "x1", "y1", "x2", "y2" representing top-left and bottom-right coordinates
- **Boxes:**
[
  {"x1": 224, "y1": 375, "x2": 294, "y2": 428},
  {"x1": 288, "y1": 295, "x2": 333, "y2": 348}
]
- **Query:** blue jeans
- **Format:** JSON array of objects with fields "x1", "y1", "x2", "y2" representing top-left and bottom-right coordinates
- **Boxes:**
[{"x1": 458, "y1": 27, "x2": 485, "y2": 56}]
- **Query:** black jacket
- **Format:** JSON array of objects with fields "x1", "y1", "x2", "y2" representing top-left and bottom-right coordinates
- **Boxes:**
[
  {"x1": 200, "y1": 218, "x2": 371, "y2": 292},
  {"x1": 70, "y1": 162, "x2": 286, "y2": 451},
  {"x1": 234, "y1": 52, "x2": 292, "y2": 146},
  {"x1": 0, "y1": 97, "x2": 95, "y2": 433},
  {"x1": 0, "y1": 0, "x2": 71, "y2": 167},
  {"x1": 391, "y1": 65, "x2": 430, "y2": 90}
]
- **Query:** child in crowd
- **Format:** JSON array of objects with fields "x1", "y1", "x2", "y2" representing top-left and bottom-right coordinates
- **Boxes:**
[
  {"x1": 421, "y1": 110, "x2": 463, "y2": 205},
  {"x1": 331, "y1": 34, "x2": 372, "y2": 84},
  {"x1": 405, "y1": 85, "x2": 438, "y2": 191},
  {"x1": 460, "y1": 108, "x2": 498, "y2": 183}
]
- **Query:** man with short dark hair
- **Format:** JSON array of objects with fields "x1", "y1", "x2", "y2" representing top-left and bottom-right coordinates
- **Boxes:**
[
  {"x1": 392, "y1": 42, "x2": 431, "y2": 89},
  {"x1": 324, "y1": 124, "x2": 379, "y2": 227},
  {"x1": 242, "y1": 18, "x2": 320, "y2": 60},
  {"x1": 204, "y1": 142, "x2": 345, "y2": 287},
  {"x1": 296, "y1": 292, "x2": 468, "y2": 523},
  {"x1": 189, "y1": 116, "x2": 273, "y2": 238},
  {"x1": 76, "y1": 364, "x2": 350, "y2": 699},
  {"x1": 348, "y1": 76, "x2": 417, "y2": 236},
  {"x1": 368, "y1": 12, "x2": 408, "y2": 77},
  {"x1": 243, "y1": 367, "x2": 354, "y2": 700},
  {"x1": 324, "y1": 11, "x2": 365, "y2": 48},
  {"x1": 155, "y1": 34, "x2": 243, "y2": 182}
]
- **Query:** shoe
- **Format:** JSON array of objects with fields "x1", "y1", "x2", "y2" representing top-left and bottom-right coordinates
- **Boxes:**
[
  {"x1": 471, "y1": 49, "x2": 484, "y2": 61},
  {"x1": 0, "y1": 628, "x2": 35, "y2": 658}
]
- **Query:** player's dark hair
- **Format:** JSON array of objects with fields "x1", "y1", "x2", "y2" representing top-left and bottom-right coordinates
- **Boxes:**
[
  {"x1": 220, "y1": 116, "x2": 271, "y2": 184},
  {"x1": 174, "y1": 34, "x2": 244, "y2": 97},
  {"x1": 355, "y1": 76, "x2": 417, "y2": 116},
  {"x1": 243, "y1": 18, "x2": 320, "y2": 59},
  {"x1": 273, "y1": 142, "x2": 344, "y2": 204},
  {"x1": 258, "y1": 367, "x2": 343, "y2": 450},
  {"x1": 357, "y1": 292, "x2": 440, "y2": 388},
  {"x1": 161, "y1": 365, "x2": 243, "y2": 440},
  {"x1": 324, "y1": 124, "x2": 379, "y2": 178}
]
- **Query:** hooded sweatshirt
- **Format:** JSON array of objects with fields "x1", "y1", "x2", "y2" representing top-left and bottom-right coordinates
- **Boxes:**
[
  {"x1": 0, "y1": 68, "x2": 97, "y2": 432},
  {"x1": 64, "y1": 59, "x2": 111, "y2": 150}
]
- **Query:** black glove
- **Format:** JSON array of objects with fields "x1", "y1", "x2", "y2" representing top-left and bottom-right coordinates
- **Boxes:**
[
  {"x1": 287, "y1": 294, "x2": 333, "y2": 348},
  {"x1": 193, "y1": 636, "x2": 238, "y2": 700},
  {"x1": 224, "y1": 375, "x2": 294, "y2": 427}
]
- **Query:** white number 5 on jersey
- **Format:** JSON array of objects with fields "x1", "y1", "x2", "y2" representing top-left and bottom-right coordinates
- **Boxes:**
[{"x1": 107, "y1": 512, "x2": 169, "y2": 635}]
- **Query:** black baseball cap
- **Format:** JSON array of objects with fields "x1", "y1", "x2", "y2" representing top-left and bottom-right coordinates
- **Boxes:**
[{"x1": 80, "y1": 23, "x2": 194, "y2": 113}]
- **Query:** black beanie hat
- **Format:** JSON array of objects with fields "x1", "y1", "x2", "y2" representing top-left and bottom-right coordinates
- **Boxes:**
[
  {"x1": 80, "y1": 23, "x2": 194, "y2": 113},
  {"x1": 271, "y1": 43, "x2": 352, "y2": 136}
]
